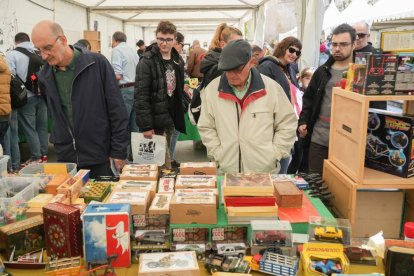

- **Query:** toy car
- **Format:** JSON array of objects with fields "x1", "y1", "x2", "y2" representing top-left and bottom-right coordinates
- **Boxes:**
[
  {"x1": 205, "y1": 254, "x2": 251, "y2": 274},
  {"x1": 343, "y1": 247, "x2": 372, "y2": 261},
  {"x1": 255, "y1": 230, "x2": 286, "y2": 245},
  {"x1": 311, "y1": 259, "x2": 342, "y2": 275},
  {"x1": 218, "y1": 245, "x2": 246, "y2": 258},
  {"x1": 259, "y1": 246, "x2": 283, "y2": 256},
  {"x1": 244, "y1": 254, "x2": 261, "y2": 271},
  {"x1": 177, "y1": 244, "x2": 206, "y2": 260},
  {"x1": 135, "y1": 230, "x2": 165, "y2": 245},
  {"x1": 314, "y1": 226, "x2": 343, "y2": 241}
]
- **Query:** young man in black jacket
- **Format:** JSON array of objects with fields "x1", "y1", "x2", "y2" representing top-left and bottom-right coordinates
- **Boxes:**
[
  {"x1": 134, "y1": 21, "x2": 186, "y2": 169},
  {"x1": 298, "y1": 23, "x2": 356, "y2": 175}
]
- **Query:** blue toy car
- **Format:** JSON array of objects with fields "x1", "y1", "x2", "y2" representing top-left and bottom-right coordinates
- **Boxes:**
[{"x1": 311, "y1": 259, "x2": 342, "y2": 275}]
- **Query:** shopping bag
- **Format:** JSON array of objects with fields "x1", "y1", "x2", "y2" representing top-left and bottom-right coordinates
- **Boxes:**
[{"x1": 131, "y1": 132, "x2": 166, "y2": 165}]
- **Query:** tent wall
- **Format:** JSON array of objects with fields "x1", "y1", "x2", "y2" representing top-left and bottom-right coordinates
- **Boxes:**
[
  {"x1": 181, "y1": 33, "x2": 215, "y2": 50},
  {"x1": 124, "y1": 25, "x2": 144, "y2": 53}
]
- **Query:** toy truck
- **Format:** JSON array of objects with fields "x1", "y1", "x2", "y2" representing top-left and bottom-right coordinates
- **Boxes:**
[
  {"x1": 205, "y1": 254, "x2": 251, "y2": 274},
  {"x1": 218, "y1": 245, "x2": 246, "y2": 258},
  {"x1": 259, "y1": 252, "x2": 298, "y2": 276}
]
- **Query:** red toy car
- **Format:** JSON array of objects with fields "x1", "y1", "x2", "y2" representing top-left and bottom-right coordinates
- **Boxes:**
[
  {"x1": 255, "y1": 230, "x2": 286, "y2": 245},
  {"x1": 343, "y1": 247, "x2": 372, "y2": 261}
]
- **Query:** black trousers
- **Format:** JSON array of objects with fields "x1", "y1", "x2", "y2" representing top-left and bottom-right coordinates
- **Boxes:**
[
  {"x1": 79, "y1": 161, "x2": 113, "y2": 179},
  {"x1": 287, "y1": 132, "x2": 309, "y2": 174},
  {"x1": 308, "y1": 142, "x2": 329, "y2": 176}
]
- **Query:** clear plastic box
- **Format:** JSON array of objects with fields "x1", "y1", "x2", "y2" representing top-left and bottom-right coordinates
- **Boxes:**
[
  {"x1": 251, "y1": 220, "x2": 293, "y2": 248},
  {"x1": 0, "y1": 177, "x2": 40, "y2": 225},
  {"x1": 308, "y1": 216, "x2": 352, "y2": 246},
  {"x1": 19, "y1": 163, "x2": 77, "y2": 193},
  {"x1": 0, "y1": 155, "x2": 10, "y2": 177}
]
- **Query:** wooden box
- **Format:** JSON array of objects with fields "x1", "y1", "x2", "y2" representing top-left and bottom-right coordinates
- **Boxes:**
[
  {"x1": 179, "y1": 162, "x2": 216, "y2": 175},
  {"x1": 46, "y1": 174, "x2": 70, "y2": 195},
  {"x1": 106, "y1": 190, "x2": 150, "y2": 215},
  {"x1": 175, "y1": 175, "x2": 216, "y2": 189},
  {"x1": 273, "y1": 181, "x2": 302, "y2": 207},
  {"x1": 123, "y1": 164, "x2": 158, "y2": 171},
  {"x1": 149, "y1": 193, "x2": 172, "y2": 214},
  {"x1": 84, "y1": 182, "x2": 111, "y2": 203},
  {"x1": 114, "y1": 180, "x2": 157, "y2": 201},
  {"x1": 120, "y1": 170, "x2": 158, "y2": 181},
  {"x1": 138, "y1": 251, "x2": 199, "y2": 276},
  {"x1": 26, "y1": 207, "x2": 43, "y2": 218},
  {"x1": 56, "y1": 177, "x2": 82, "y2": 204},
  {"x1": 0, "y1": 215, "x2": 45, "y2": 260},
  {"x1": 43, "y1": 203, "x2": 83, "y2": 258},
  {"x1": 170, "y1": 196, "x2": 216, "y2": 224},
  {"x1": 28, "y1": 194, "x2": 53, "y2": 208}
]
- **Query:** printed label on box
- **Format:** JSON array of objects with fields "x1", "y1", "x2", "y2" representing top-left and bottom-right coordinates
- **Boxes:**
[
  {"x1": 183, "y1": 162, "x2": 214, "y2": 168},
  {"x1": 140, "y1": 251, "x2": 196, "y2": 272},
  {"x1": 173, "y1": 228, "x2": 186, "y2": 242},
  {"x1": 124, "y1": 171, "x2": 156, "y2": 177},
  {"x1": 116, "y1": 180, "x2": 155, "y2": 190},
  {"x1": 108, "y1": 192, "x2": 147, "y2": 203},
  {"x1": 151, "y1": 194, "x2": 172, "y2": 210},
  {"x1": 124, "y1": 164, "x2": 157, "y2": 170},
  {"x1": 176, "y1": 196, "x2": 214, "y2": 204},
  {"x1": 157, "y1": 178, "x2": 174, "y2": 193},
  {"x1": 212, "y1": 228, "x2": 225, "y2": 241}
]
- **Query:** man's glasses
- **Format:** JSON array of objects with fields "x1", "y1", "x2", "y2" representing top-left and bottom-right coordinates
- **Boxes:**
[
  {"x1": 157, "y1": 37, "x2": 174, "y2": 44},
  {"x1": 288, "y1": 47, "x2": 301, "y2": 56},
  {"x1": 330, "y1": 42, "x2": 352, "y2": 49},
  {"x1": 38, "y1": 36, "x2": 60, "y2": 54},
  {"x1": 357, "y1": 33, "x2": 368, "y2": 38}
]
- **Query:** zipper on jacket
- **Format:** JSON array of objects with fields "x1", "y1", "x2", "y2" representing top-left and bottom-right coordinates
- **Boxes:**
[
  {"x1": 236, "y1": 102, "x2": 241, "y2": 173},
  {"x1": 70, "y1": 61, "x2": 95, "y2": 165}
]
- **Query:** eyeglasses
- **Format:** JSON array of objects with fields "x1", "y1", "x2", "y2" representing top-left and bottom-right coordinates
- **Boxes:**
[
  {"x1": 38, "y1": 36, "x2": 60, "y2": 54},
  {"x1": 357, "y1": 33, "x2": 368, "y2": 38},
  {"x1": 157, "y1": 37, "x2": 174, "y2": 44},
  {"x1": 330, "y1": 42, "x2": 352, "y2": 49},
  {"x1": 179, "y1": 42, "x2": 184, "y2": 47},
  {"x1": 288, "y1": 47, "x2": 301, "y2": 56}
]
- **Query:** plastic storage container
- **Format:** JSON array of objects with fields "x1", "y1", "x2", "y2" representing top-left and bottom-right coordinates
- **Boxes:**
[
  {"x1": 0, "y1": 177, "x2": 40, "y2": 225},
  {"x1": 19, "y1": 163, "x2": 77, "y2": 193},
  {"x1": 0, "y1": 156, "x2": 10, "y2": 177}
]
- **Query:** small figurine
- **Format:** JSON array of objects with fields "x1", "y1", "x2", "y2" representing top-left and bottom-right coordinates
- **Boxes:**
[{"x1": 86, "y1": 253, "x2": 118, "y2": 276}]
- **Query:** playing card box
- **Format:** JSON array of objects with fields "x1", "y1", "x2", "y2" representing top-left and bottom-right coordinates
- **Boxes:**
[
  {"x1": 105, "y1": 190, "x2": 150, "y2": 215},
  {"x1": 84, "y1": 182, "x2": 111, "y2": 203},
  {"x1": 157, "y1": 178, "x2": 175, "y2": 193},
  {"x1": 114, "y1": 180, "x2": 157, "y2": 201},
  {"x1": 83, "y1": 203, "x2": 131, "y2": 268},
  {"x1": 42, "y1": 202, "x2": 83, "y2": 258},
  {"x1": 123, "y1": 164, "x2": 158, "y2": 171},
  {"x1": 138, "y1": 251, "x2": 199, "y2": 276},
  {"x1": 120, "y1": 170, "x2": 158, "y2": 181},
  {"x1": 149, "y1": 194, "x2": 172, "y2": 214},
  {"x1": 175, "y1": 175, "x2": 216, "y2": 189},
  {"x1": 179, "y1": 162, "x2": 216, "y2": 175}
]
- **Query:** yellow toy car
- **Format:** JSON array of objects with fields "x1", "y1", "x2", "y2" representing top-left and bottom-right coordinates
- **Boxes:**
[
  {"x1": 244, "y1": 254, "x2": 261, "y2": 271},
  {"x1": 314, "y1": 226, "x2": 343, "y2": 241}
]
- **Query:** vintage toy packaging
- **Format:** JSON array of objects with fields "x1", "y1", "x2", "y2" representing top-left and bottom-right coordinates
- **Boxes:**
[
  {"x1": 0, "y1": 215, "x2": 45, "y2": 260},
  {"x1": 175, "y1": 188, "x2": 219, "y2": 205},
  {"x1": 395, "y1": 54, "x2": 414, "y2": 95},
  {"x1": 176, "y1": 175, "x2": 217, "y2": 189},
  {"x1": 105, "y1": 190, "x2": 149, "y2": 215},
  {"x1": 180, "y1": 162, "x2": 217, "y2": 175},
  {"x1": 42, "y1": 203, "x2": 83, "y2": 258},
  {"x1": 83, "y1": 203, "x2": 131, "y2": 268},
  {"x1": 353, "y1": 53, "x2": 398, "y2": 95},
  {"x1": 170, "y1": 195, "x2": 217, "y2": 224},
  {"x1": 271, "y1": 174, "x2": 309, "y2": 189},
  {"x1": 157, "y1": 178, "x2": 175, "y2": 193},
  {"x1": 171, "y1": 227, "x2": 209, "y2": 260},
  {"x1": 251, "y1": 220, "x2": 293, "y2": 250},
  {"x1": 138, "y1": 251, "x2": 199, "y2": 276},
  {"x1": 123, "y1": 164, "x2": 158, "y2": 171},
  {"x1": 301, "y1": 242, "x2": 350, "y2": 276},
  {"x1": 84, "y1": 182, "x2": 111, "y2": 203},
  {"x1": 28, "y1": 194, "x2": 53, "y2": 208},
  {"x1": 224, "y1": 173, "x2": 274, "y2": 196},
  {"x1": 308, "y1": 216, "x2": 352, "y2": 246},
  {"x1": 211, "y1": 226, "x2": 249, "y2": 254},
  {"x1": 114, "y1": 180, "x2": 156, "y2": 201},
  {"x1": 149, "y1": 193, "x2": 172, "y2": 214},
  {"x1": 160, "y1": 168, "x2": 178, "y2": 179},
  {"x1": 365, "y1": 109, "x2": 414, "y2": 178},
  {"x1": 120, "y1": 170, "x2": 158, "y2": 181},
  {"x1": 224, "y1": 195, "x2": 276, "y2": 207},
  {"x1": 49, "y1": 194, "x2": 69, "y2": 205}
]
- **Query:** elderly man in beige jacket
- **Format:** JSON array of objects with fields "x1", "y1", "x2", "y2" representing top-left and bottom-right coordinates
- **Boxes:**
[{"x1": 198, "y1": 39, "x2": 297, "y2": 175}]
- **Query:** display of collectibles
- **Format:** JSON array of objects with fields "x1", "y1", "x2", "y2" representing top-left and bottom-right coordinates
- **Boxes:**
[
  {"x1": 171, "y1": 227, "x2": 209, "y2": 261},
  {"x1": 250, "y1": 220, "x2": 293, "y2": 255},
  {"x1": 180, "y1": 162, "x2": 217, "y2": 175},
  {"x1": 138, "y1": 251, "x2": 200, "y2": 276},
  {"x1": 366, "y1": 109, "x2": 414, "y2": 178},
  {"x1": 353, "y1": 53, "x2": 398, "y2": 95},
  {"x1": 83, "y1": 203, "x2": 131, "y2": 268},
  {"x1": 175, "y1": 175, "x2": 217, "y2": 189},
  {"x1": 395, "y1": 54, "x2": 414, "y2": 95},
  {"x1": 308, "y1": 217, "x2": 352, "y2": 246},
  {"x1": 115, "y1": 180, "x2": 157, "y2": 200},
  {"x1": 211, "y1": 226, "x2": 250, "y2": 257}
]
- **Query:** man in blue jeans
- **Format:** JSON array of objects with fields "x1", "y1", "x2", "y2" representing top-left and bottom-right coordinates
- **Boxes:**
[
  {"x1": 6, "y1": 32, "x2": 48, "y2": 169},
  {"x1": 111, "y1": 31, "x2": 139, "y2": 160}
]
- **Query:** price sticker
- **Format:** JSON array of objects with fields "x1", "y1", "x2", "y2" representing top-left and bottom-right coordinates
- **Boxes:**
[
  {"x1": 173, "y1": 228, "x2": 186, "y2": 241},
  {"x1": 212, "y1": 228, "x2": 224, "y2": 241},
  {"x1": 133, "y1": 214, "x2": 146, "y2": 227}
]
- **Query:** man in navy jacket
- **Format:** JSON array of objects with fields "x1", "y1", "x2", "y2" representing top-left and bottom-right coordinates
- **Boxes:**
[{"x1": 32, "y1": 20, "x2": 128, "y2": 178}]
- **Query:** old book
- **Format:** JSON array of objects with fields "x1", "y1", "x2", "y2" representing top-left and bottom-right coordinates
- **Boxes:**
[
  {"x1": 223, "y1": 173, "x2": 274, "y2": 196},
  {"x1": 385, "y1": 246, "x2": 414, "y2": 276}
]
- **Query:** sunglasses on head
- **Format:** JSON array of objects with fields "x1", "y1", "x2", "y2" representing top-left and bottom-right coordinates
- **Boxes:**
[
  {"x1": 357, "y1": 33, "x2": 368, "y2": 38},
  {"x1": 289, "y1": 47, "x2": 301, "y2": 56}
]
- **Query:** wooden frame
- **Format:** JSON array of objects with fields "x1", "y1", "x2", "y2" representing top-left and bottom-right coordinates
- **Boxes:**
[
  {"x1": 83, "y1": 30, "x2": 101, "y2": 53},
  {"x1": 380, "y1": 30, "x2": 414, "y2": 52}
]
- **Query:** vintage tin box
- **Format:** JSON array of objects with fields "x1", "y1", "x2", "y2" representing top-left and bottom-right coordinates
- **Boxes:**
[{"x1": 84, "y1": 182, "x2": 111, "y2": 203}]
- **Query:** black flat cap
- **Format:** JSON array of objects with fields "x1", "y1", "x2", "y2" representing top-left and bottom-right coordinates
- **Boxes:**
[{"x1": 218, "y1": 39, "x2": 252, "y2": 71}]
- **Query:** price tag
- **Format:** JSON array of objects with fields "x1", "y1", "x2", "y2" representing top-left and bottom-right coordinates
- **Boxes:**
[
  {"x1": 212, "y1": 228, "x2": 224, "y2": 241},
  {"x1": 173, "y1": 228, "x2": 186, "y2": 242},
  {"x1": 133, "y1": 214, "x2": 146, "y2": 227}
]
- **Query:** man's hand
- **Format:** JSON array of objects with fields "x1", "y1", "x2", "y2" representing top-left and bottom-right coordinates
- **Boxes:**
[
  {"x1": 109, "y1": 157, "x2": 126, "y2": 172},
  {"x1": 298, "y1": 124, "x2": 308, "y2": 138},
  {"x1": 143, "y1": 129, "x2": 154, "y2": 139}
]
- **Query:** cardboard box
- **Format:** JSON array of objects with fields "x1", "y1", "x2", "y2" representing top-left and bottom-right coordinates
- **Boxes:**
[
  {"x1": 120, "y1": 170, "x2": 158, "y2": 181},
  {"x1": 210, "y1": 226, "x2": 249, "y2": 251},
  {"x1": 106, "y1": 190, "x2": 150, "y2": 215},
  {"x1": 170, "y1": 195, "x2": 217, "y2": 224},
  {"x1": 123, "y1": 164, "x2": 158, "y2": 171},
  {"x1": 223, "y1": 173, "x2": 274, "y2": 196},
  {"x1": 175, "y1": 175, "x2": 216, "y2": 189},
  {"x1": 157, "y1": 178, "x2": 175, "y2": 193},
  {"x1": 179, "y1": 162, "x2": 216, "y2": 175},
  {"x1": 149, "y1": 193, "x2": 172, "y2": 214},
  {"x1": 131, "y1": 214, "x2": 170, "y2": 251},
  {"x1": 46, "y1": 173, "x2": 71, "y2": 195},
  {"x1": 138, "y1": 251, "x2": 199, "y2": 276},
  {"x1": 26, "y1": 207, "x2": 43, "y2": 218},
  {"x1": 353, "y1": 53, "x2": 398, "y2": 95},
  {"x1": 395, "y1": 54, "x2": 414, "y2": 95},
  {"x1": 171, "y1": 227, "x2": 209, "y2": 260},
  {"x1": 114, "y1": 180, "x2": 157, "y2": 201},
  {"x1": 273, "y1": 181, "x2": 303, "y2": 207},
  {"x1": 27, "y1": 194, "x2": 53, "y2": 208},
  {"x1": 175, "y1": 188, "x2": 219, "y2": 204},
  {"x1": 366, "y1": 109, "x2": 414, "y2": 178},
  {"x1": 56, "y1": 177, "x2": 83, "y2": 203}
]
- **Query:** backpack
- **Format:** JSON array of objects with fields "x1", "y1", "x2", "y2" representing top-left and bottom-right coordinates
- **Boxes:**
[
  {"x1": 10, "y1": 73, "x2": 28, "y2": 108},
  {"x1": 188, "y1": 83, "x2": 204, "y2": 125},
  {"x1": 13, "y1": 48, "x2": 44, "y2": 94}
]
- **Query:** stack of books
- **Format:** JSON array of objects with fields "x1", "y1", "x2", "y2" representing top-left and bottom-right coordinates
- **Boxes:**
[{"x1": 223, "y1": 173, "x2": 278, "y2": 224}]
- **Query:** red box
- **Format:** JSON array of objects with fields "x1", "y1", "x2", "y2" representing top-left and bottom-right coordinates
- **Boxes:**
[
  {"x1": 43, "y1": 203, "x2": 83, "y2": 258},
  {"x1": 224, "y1": 195, "x2": 276, "y2": 207}
]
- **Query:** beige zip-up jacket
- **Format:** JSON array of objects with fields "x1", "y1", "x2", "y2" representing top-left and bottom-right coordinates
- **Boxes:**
[{"x1": 198, "y1": 68, "x2": 297, "y2": 175}]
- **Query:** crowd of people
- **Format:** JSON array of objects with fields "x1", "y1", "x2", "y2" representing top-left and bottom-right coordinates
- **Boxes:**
[{"x1": 0, "y1": 18, "x2": 381, "y2": 177}]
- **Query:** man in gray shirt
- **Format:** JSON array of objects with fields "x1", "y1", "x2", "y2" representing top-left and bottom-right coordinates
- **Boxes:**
[{"x1": 298, "y1": 23, "x2": 356, "y2": 175}]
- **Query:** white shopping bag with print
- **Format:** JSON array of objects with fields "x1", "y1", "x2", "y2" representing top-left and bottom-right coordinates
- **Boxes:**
[{"x1": 131, "y1": 132, "x2": 166, "y2": 166}]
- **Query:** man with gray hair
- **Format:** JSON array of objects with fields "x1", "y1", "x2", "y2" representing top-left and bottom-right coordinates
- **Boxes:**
[
  {"x1": 187, "y1": 39, "x2": 206, "y2": 81},
  {"x1": 111, "y1": 31, "x2": 140, "y2": 160},
  {"x1": 198, "y1": 39, "x2": 297, "y2": 174},
  {"x1": 353, "y1": 21, "x2": 374, "y2": 53}
]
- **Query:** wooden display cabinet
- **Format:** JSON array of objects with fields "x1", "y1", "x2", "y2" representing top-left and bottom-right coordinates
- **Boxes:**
[{"x1": 83, "y1": 30, "x2": 101, "y2": 53}]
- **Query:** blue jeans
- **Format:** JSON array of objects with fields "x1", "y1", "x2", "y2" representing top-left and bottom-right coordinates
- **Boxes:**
[
  {"x1": 121, "y1": 87, "x2": 140, "y2": 158},
  {"x1": 169, "y1": 129, "x2": 180, "y2": 160},
  {"x1": 18, "y1": 96, "x2": 48, "y2": 160},
  {"x1": 0, "y1": 121, "x2": 10, "y2": 150},
  {"x1": 4, "y1": 109, "x2": 20, "y2": 171},
  {"x1": 279, "y1": 156, "x2": 291, "y2": 174}
]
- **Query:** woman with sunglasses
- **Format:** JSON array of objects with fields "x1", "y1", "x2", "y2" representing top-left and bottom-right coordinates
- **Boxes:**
[{"x1": 258, "y1": 36, "x2": 302, "y2": 174}]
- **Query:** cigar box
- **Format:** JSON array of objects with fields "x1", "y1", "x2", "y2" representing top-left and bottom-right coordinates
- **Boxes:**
[
  {"x1": 138, "y1": 251, "x2": 199, "y2": 276},
  {"x1": 84, "y1": 182, "x2": 111, "y2": 204},
  {"x1": 175, "y1": 190, "x2": 218, "y2": 208},
  {"x1": 120, "y1": 170, "x2": 158, "y2": 181},
  {"x1": 123, "y1": 164, "x2": 158, "y2": 171},
  {"x1": 149, "y1": 194, "x2": 172, "y2": 214},
  {"x1": 43, "y1": 203, "x2": 83, "y2": 258},
  {"x1": 114, "y1": 180, "x2": 157, "y2": 201},
  {"x1": 26, "y1": 207, "x2": 43, "y2": 218},
  {"x1": 179, "y1": 162, "x2": 217, "y2": 175},
  {"x1": 170, "y1": 195, "x2": 217, "y2": 224},
  {"x1": 273, "y1": 181, "x2": 303, "y2": 207},
  {"x1": 175, "y1": 175, "x2": 216, "y2": 189},
  {"x1": 46, "y1": 174, "x2": 71, "y2": 195},
  {"x1": 27, "y1": 194, "x2": 54, "y2": 208},
  {"x1": 83, "y1": 203, "x2": 131, "y2": 268},
  {"x1": 106, "y1": 190, "x2": 150, "y2": 215},
  {"x1": 157, "y1": 178, "x2": 174, "y2": 193},
  {"x1": 0, "y1": 215, "x2": 45, "y2": 260},
  {"x1": 175, "y1": 188, "x2": 219, "y2": 204}
]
